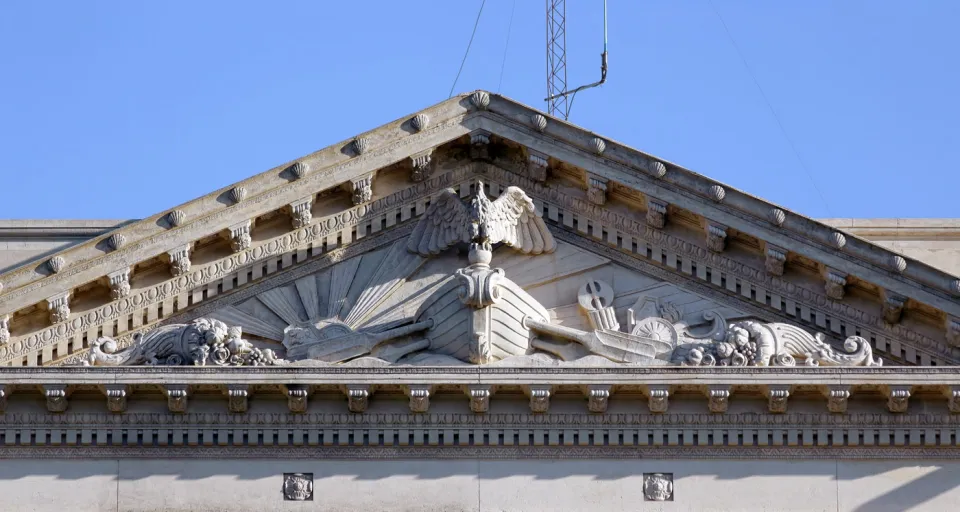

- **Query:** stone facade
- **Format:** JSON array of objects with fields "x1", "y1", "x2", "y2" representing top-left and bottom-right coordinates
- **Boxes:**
[{"x1": 0, "y1": 91, "x2": 958, "y2": 511}]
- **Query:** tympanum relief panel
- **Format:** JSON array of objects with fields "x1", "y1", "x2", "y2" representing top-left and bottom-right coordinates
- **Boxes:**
[{"x1": 84, "y1": 184, "x2": 878, "y2": 369}]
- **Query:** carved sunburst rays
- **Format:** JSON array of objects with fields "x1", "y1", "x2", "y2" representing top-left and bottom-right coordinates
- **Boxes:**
[{"x1": 210, "y1": 241, "x2": 426, "y2": 343}]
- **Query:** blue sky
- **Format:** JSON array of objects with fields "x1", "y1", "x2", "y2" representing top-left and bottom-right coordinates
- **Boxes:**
[{"x1": 1, "y1": 1, "x2": 958, "y2": 220}]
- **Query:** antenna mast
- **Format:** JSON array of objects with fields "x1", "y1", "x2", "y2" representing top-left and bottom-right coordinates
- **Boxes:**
[{"x1": 545, "y1": 0, "x2": 608, "y2": 120}]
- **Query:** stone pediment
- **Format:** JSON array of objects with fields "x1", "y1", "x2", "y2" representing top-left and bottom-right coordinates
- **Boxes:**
[{"x1": 0, "y1": 91, "x2": 957, "y2": 368}]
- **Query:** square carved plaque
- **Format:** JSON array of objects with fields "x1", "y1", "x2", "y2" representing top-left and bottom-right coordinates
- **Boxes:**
[
  {"x1": 283, "y1": 472, "x2": 314, "y2": 501},
  {"x1": 643, "y1": 472, "x2": 674, "y2": 501}
]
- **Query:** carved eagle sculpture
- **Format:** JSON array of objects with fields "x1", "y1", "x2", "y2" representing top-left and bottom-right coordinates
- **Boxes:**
[{"x1": 407, "y1": 182, "x2": 556, "y2": 257}]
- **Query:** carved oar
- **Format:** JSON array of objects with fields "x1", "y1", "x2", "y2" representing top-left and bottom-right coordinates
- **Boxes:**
[
  {"x1": 524, "y1": 317, "x2": 672, "y2": 364},
  {"x1": 298, "y1": 319, "x2": 434, "y2": 363}
]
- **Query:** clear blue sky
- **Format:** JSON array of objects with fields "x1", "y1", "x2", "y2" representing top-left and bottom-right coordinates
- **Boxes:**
[{"x1": 1, "y1": 1, "x2": 958, "y2": 220}]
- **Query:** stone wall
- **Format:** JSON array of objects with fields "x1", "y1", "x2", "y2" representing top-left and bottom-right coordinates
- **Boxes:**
[{"x1": 2, "y1": 458, "x2": 958, "y2": 511}]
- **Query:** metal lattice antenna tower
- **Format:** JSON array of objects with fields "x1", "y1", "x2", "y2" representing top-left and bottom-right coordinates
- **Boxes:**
[
  {"x1": 545, "y1": 0, "x2": 569, "y2": 119},
  {"x1": 545, "y1": 0, "x2": 608, "y2": 121}
]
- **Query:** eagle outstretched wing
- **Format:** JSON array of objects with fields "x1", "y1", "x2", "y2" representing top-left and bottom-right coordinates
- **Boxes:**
[
  {"x1": 486, "y1": 186, "x2": 556, "y2": 254},
  {"x1": 406, "y1": 189, "x2": 471, "y2": 256}
]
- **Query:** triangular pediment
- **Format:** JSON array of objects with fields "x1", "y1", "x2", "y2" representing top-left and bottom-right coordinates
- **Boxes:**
[{"x1": 0, "y1": 91, "x2": 956, "y2": 368}]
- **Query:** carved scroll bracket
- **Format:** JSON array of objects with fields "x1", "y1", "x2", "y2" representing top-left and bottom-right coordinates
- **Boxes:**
[
  {"x1": 0, "y1": 315, "x2": 9, "y2": 345},
  {"x1": 884, "y1": 385, "x2": 912, "y2": 413},
  {"x1": 222, "y1": 220, "x2": 253, "y2": 252},
  {"x1": 527, "y1": 149, "x2": 549, "y2": 183},
  {"x1": 470, "y1": 130, "x2": 491, "y2": 160},
  {"x1": 646, "y1": 197, "x2": 668, "y2": 229},
  {"x1": 106, "y1": 268, "x2": 132, "y2": 300},
  {"x1": 166, "y1": 243, "x2": 193, "y2": 277},
  {"x1": 287, "y1": 197, "x2": 314, "y2": 230},
  {"x1": 881, "y1": 290, "x2": 907, "y2": 324},
  {"x1": 705, "y1": 222, "x2": 727, "y2": 253},
  {"x1": 464, "y1": 384, "x2": 493, "y2": 413},
  {"x1": 824, "y1": 267, "x2": 848, "y2": 301},
  {"x1": 285, "y1": 384, "x2": 312, "y2": 414},
  {"x1": 403, "y1": 384, "x2": 433, "y2": 413},
  {"x1": 585, "y1": 172, "x2": 608, "y2": 206},
  {"x1": 409, "y1": 149, "x2": 434, "y2": 182},
  {"x1": 343, "y1": 384, "x2": 373, "y2": 413},
  {"x1": 46, "y1": 292, "x2": 71, "y2": 325},
  {"x1": 822, "y1": 385, "x2": 851, "y2": 413},
  {"x1": 703, "y1": 385, "x2": 731, "y2": 413},
  {"x1": 102, "y1": 384, "x2": 130, "y2": 413},
  {"x1": 42, "y1": 384, "x2": 70, "y2": 413},
  {"x1": 225, "y1": 384, "x2": 250, "y2": 413},
  {"x1": 765, "y1": 244, "x2": 787, "y2": 276},
  {"x1": 343, "y1": 172, "x2": 376, "y2": 205},
  {"x1": 645, "y1": 385, "x2": 671, "y2": 413},
  {"x1": 165, "y1": 385, "x2": 189, "y2": 413},
  {"x1": 764, "y1": 385, "x2": 791, "y2": 414},
  {"x1": 524, "y1": 384, "x2": 552, "y2": 414},
  {"x1": 584, "y1": 385, "x2": 612, "y2": 413}
]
